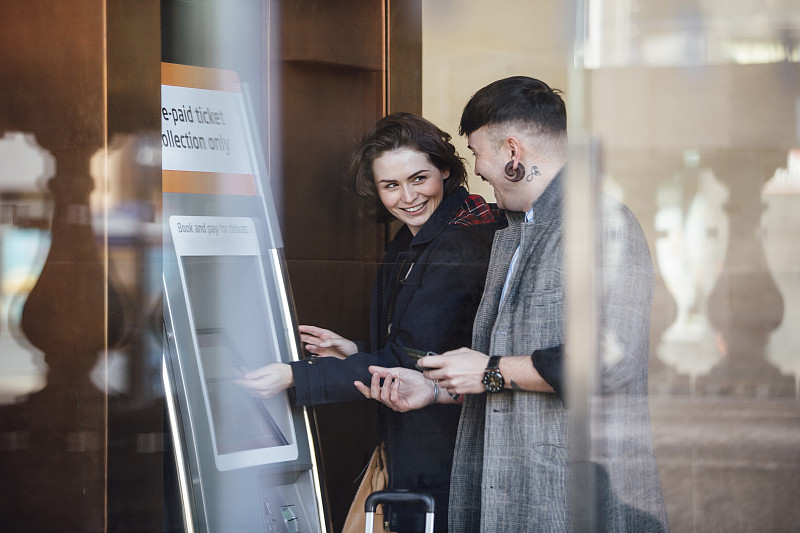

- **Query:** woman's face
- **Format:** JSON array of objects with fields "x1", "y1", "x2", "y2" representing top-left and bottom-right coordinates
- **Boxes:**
[{"x1": 373, "y1": 147, "x2": 449, "y2": 235}]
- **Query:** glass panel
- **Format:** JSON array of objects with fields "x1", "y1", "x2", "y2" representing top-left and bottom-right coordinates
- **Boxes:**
[
  {"x1": 0, "y1": 2, "x2": 163, "y2": 530},
  {"x1": 422, "y1": 0, "x2": 800, "y2": 531},
  {"x1": 578, "y1": 1, "x2": 800, "y2": 531}
]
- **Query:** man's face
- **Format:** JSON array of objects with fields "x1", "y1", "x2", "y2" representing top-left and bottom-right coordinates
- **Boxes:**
[{"x1": 467, "y1": 127, "x2": 520, "y2": 211}]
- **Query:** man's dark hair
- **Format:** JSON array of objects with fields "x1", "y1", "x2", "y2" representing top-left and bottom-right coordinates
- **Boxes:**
[{"x1": 459, "y1": 76, "x2": 567, "y2": 138}]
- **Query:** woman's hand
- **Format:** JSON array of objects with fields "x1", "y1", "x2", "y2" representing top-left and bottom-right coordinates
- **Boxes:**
[
  {"x1": 354, "y1": 366, "x2": 436, "y2": 412},
  {"x1": 235, "y1": 362, "x2": 294, "y2": 398},
  {"x1": 298, "y1": 325, "x2": 358, "y2": 359}
]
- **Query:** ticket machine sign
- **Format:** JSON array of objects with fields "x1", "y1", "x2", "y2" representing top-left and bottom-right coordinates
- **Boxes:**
[{"x1": 162, "y1": 63, "x2": 327, "y2": 533}]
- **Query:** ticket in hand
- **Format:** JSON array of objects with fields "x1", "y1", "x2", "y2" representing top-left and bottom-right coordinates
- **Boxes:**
[{"x1": 403, "y1": 347, "x2": 438, "y2": 360}]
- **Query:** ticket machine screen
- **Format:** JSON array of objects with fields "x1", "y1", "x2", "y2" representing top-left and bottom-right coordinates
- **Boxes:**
[
  {"x1": 172, "y1": 216, "x2": 299, "y2": 471},
  {"x1": 194, "y1": 327, "x2": 288, "y2": 455}
]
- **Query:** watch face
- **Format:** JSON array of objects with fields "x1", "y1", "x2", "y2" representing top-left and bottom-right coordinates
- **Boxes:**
[{"x1": 482, "y1": 369, "x2": 504, "y2": 393}]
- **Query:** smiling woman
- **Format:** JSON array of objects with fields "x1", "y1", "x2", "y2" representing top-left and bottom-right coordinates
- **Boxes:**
[{"x1": 234, "y1": 112, "x2": 505, "y2": 532}]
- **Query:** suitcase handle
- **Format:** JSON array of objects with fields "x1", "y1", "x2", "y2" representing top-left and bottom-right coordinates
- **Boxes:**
[
  {"x1": 364, "y1": 490, "x2": 436, "y2": 533},
  {"x1": 364, "y1": 490, "x2": 435, "y2": 513}
]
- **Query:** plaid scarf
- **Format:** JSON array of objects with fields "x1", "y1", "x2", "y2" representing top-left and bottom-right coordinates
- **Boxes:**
[{"x1": 449, "y1": 193, "x2": 504, "y2": 227}]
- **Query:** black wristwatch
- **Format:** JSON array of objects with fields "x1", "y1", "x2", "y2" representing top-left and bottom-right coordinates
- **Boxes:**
[{"x1": 482, "y1": 355, "x2": 504, "y2": 393}]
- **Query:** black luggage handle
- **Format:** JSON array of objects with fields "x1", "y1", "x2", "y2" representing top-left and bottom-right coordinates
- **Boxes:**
[{"x1": 364, "y1": 490, "x2": 435, "y2": 513}]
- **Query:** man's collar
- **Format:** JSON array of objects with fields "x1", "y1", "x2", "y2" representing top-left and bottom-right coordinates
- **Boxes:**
[
  {"x1": 528, "y1": 166, "x2": 564, "y2": 221},
  {"x1": 507, "y1": 167, "x2": 565, "y2": 223}
]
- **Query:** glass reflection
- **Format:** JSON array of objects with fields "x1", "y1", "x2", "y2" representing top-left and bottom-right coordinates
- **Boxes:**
[
  {"x1": 761, "y1": 150, "x2": 800, "y2": 395},
  {"x1": 422, "y1": 1, "x2": 799, "y2": 531},
  {"x1": 582, "y1": 1, "x2": 800, "y2": 530},
  {"x1": 0, "y1": 132, "x2": 52, "y2": 403},
  {"x1": 0, "y1": 1, "x2": 162, "y2": 528},
  {"x1": 654, "y1": 156, "x2": 728, "y2": 387}
]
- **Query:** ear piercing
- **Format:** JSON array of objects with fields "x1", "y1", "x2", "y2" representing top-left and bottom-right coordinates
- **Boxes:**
[{"x1": 504, "y1": 161, "x2": 526, "y2": 182}]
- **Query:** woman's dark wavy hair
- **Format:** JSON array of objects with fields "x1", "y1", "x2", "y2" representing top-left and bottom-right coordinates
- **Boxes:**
[
  {"x1": 349, "y1": 112, "x2": 467, "y2": 223},
  {"x1": 459, "y1": 76, "x2": 567, "y2": 138}
]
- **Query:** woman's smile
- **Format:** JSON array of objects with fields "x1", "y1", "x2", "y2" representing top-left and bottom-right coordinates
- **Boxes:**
[{"x1": 401, "y1": 200, "x2": 428, "y2": 213}]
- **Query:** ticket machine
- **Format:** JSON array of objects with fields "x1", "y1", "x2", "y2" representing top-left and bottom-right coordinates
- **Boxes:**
[{"x1": 161, "y1": 63, "x2": 328, "y2": 533}]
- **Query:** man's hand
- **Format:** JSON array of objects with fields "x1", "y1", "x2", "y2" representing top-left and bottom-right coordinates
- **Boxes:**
[
  {"x1": 417, "y1": 348, "x2": 489, "y2": 395},
  {"x1": 299, "y1": 325, "x2": 358, "y2": 359},
  {"x1": 354, "y1": 366, "x2": 435, "y2": 412},
  {"x1": 235, "y1": 362, "x2": 294, "y2": 398}
]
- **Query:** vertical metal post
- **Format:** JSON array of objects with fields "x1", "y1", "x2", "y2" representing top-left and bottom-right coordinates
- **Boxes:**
[
  {"x1": 565, "y1": 0, "x2": 601, "y2": 528},
  {"x1": 565, "y1": 134, "x2": 601, "y2": 532}
]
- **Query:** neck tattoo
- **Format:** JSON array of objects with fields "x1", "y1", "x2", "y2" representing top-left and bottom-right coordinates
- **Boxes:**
[{"x1": 525, "y1": 166, "x2": 542, "y2": 182}]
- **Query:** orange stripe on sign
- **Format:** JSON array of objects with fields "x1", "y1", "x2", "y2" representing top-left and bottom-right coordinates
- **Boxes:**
[
  {"x1": 161, "y1": 62, "x2": 241, "y2": 92},
  {"x1": 163, "y1": 170, "x2": 257, "y2": 196}
]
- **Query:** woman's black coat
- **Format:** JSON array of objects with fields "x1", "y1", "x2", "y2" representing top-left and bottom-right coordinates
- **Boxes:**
[{"x1": 290, "y1": 186, "x2": 502, "y2": 531}]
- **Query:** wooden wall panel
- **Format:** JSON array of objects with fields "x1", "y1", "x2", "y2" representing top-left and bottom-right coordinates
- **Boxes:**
[
  {"x1": 279, "y1": 3, "x2": 385, "y2": 530},
  {"x1": 278, "y1": 1, "x2": 421, "y2": 530}
]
